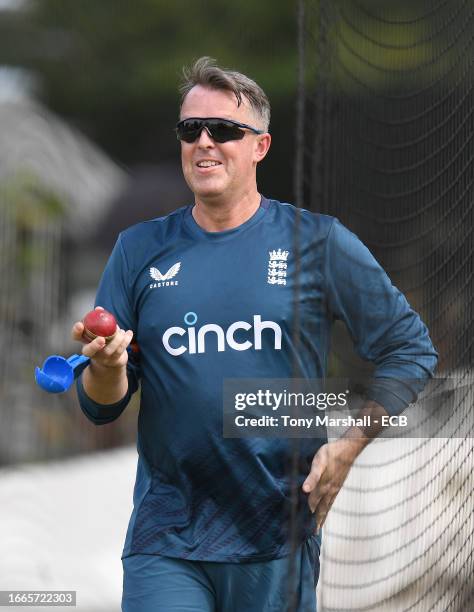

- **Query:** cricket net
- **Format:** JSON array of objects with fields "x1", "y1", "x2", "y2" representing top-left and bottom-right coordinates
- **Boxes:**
[{"x1": 295, "y1": 1, "x2": 474, "y2": 610}]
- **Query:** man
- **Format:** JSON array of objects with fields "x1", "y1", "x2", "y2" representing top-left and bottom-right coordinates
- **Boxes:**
[{"x1": 72, "y1": 57, "x2": 438, "y2": 611}]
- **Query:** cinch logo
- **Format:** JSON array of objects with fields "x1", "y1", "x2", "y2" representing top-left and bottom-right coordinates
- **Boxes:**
[{"x1": 162, "y1": 313, "x2": 282, "y2": 356}]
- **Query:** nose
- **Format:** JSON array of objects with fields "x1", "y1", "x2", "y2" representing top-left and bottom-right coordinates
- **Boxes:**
[{"x1": 196, "y1": 127, "x2": 215, "y2": 147}]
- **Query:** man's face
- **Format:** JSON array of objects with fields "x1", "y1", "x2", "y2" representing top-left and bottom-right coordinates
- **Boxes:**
[{"x1": 179, "y1": 85, "x2": 270, "y2": 203}]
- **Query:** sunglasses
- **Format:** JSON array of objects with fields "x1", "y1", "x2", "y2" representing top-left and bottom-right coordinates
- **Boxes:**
[{"x1": 175, "y1": 117, "x2": 264, "y2": 143}]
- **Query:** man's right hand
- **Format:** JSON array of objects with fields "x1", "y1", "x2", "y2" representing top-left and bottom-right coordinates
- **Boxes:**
[
  {"x1": 71, "y1": 306, "x2": 133, "y2": 404},
  {"x1": 71, "y1": 306, "x2": 134, "y2": 370},
  {"x1": 71, "y1": 306, "x2": 133, "y2": 368},
  {"x1": 71, "y1": 307, "x2": 133, "y2": 404}
]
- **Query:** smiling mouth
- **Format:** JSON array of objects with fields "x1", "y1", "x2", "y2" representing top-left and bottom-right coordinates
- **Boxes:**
[{"x1": 196, "y1": 160, "x2": 222, "y2": 168}]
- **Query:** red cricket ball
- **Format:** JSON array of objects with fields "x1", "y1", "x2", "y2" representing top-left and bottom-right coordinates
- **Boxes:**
[{"x1": 82, "y1": 309, "x2": 117, "y2": 343}]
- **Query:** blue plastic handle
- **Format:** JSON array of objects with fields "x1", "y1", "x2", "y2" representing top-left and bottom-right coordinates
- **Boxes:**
[{"x1": 35, "y1": 354, "x2": 90, "y2": 394}]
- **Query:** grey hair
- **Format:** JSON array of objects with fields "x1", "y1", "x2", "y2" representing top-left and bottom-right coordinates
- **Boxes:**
[{"x1": 179, "y1": 56, "x2": 270, "y2": 132}]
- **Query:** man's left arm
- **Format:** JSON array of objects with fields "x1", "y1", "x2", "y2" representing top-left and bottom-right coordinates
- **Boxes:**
[{"x1": 303, "y1": 219, "x2": 439, "y2": 530}]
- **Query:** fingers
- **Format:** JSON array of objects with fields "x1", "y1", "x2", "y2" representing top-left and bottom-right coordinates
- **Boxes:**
[
  {"x1": 82, "y1": 328, "x2": 133, "y2": 365},
  {"x1": 302, "y1": 447, "x2": 327, "y2": 494},
  {"x1": 117, "y1": 329, "x2": 134, "y2": 353},
  {"x1": 80, "y1": 334, "x2": 105, "y2": 358},
  {"x1": 71, "y1": 307, "x2": 132, "y2": 370},
  {"x1": 314, "y1": 491, "x2": 338, "y2": 533},
  {"x1": 303, "y1": 465, "x2": 322, "y2": 494},
  {"x1": 304, "y1": 440, "x2": 358, "y2": 532},
  {"x1": 71, "y1": 321, "x2": 85, "y2": 342},
  {"x1": 307, "y1": 479, "x2": 328, "y2": 514},
  {"x1": 304, "y1": 462, "x2": 326, "y2": 514},
  {"x1": 102, "y1": 328, "x2": 133, "y2": 357}
]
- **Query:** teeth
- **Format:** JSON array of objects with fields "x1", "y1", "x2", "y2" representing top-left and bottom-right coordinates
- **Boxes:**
[{"x1": 197, "y1": 161, "x2": 221, "y2": 167}]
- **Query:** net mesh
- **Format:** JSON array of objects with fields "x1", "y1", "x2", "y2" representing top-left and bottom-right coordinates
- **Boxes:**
[{"x1": 296, "y1": 0, "x2": 474, "y2": 609}]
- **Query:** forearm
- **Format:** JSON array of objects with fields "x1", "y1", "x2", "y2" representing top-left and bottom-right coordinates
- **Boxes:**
[
  {"x1": 340, "y1": 400, "x2": 389, "y2": 456},
  {"x1": 82, "y1": 361, "x2": 129, "y2": 404}
]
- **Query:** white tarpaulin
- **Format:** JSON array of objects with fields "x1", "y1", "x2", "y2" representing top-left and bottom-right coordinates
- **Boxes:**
[{"x1": 0, "y1": 447, "x2": 136, "y2": 612}]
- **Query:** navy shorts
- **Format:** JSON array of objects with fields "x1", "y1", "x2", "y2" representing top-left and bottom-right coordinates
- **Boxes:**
[{"x1": 122, "y1": 533, "x2": 321, "y2": 612}]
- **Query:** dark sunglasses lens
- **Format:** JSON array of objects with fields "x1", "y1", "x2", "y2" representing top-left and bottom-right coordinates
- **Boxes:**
[
  {"x1": 209, "y1": 121, "x2": 245, "y2": 143},
  {"x1": 176, "y1": 120, "x2": 202, "y2": 143},
  {"x1": 177, "y1": 120, "x2": 245, "y2": 143}
]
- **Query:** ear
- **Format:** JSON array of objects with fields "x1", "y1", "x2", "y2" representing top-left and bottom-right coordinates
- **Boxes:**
[{"x1": 253, "y1": 133, "x2": 272, "y2": 163}]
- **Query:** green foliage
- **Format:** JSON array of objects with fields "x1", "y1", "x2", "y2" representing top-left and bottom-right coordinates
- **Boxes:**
[
  {"x1": 1, "y1": 172, "x2": 65, "y2": 230},
  {"x1": 0, "y1": 173, "x2": 65, "y2": 284},
  {"x1": 0, "y1": 0, "x2": 298, "y2": 164}
]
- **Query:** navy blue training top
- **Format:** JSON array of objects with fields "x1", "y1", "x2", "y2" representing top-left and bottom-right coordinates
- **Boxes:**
[{"x1": 77, "y1": 197, "x2": 438, "y2": 562}]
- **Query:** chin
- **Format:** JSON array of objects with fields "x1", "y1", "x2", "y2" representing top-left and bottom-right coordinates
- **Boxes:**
[
  {"x1": 191, "y1": 182, "x2": 227, "y2": 200},
  {"x1": 195, "y1": 190, "x2": 226, "y2": 202}
]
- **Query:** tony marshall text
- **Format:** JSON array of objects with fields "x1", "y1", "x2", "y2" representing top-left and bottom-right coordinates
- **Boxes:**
[{"x1": 234, "y1": 414, "x2": 408, "y2": 428}]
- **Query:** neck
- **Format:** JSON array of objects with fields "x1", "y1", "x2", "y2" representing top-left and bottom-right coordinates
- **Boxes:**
[{"x1": 192, "y1": 191, "x2": 261, "y2": 232}]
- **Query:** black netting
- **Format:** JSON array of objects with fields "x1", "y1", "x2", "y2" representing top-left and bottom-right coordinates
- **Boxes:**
[{"x1": 295, "y1": 1, "x2": 474, "y2": 610}]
